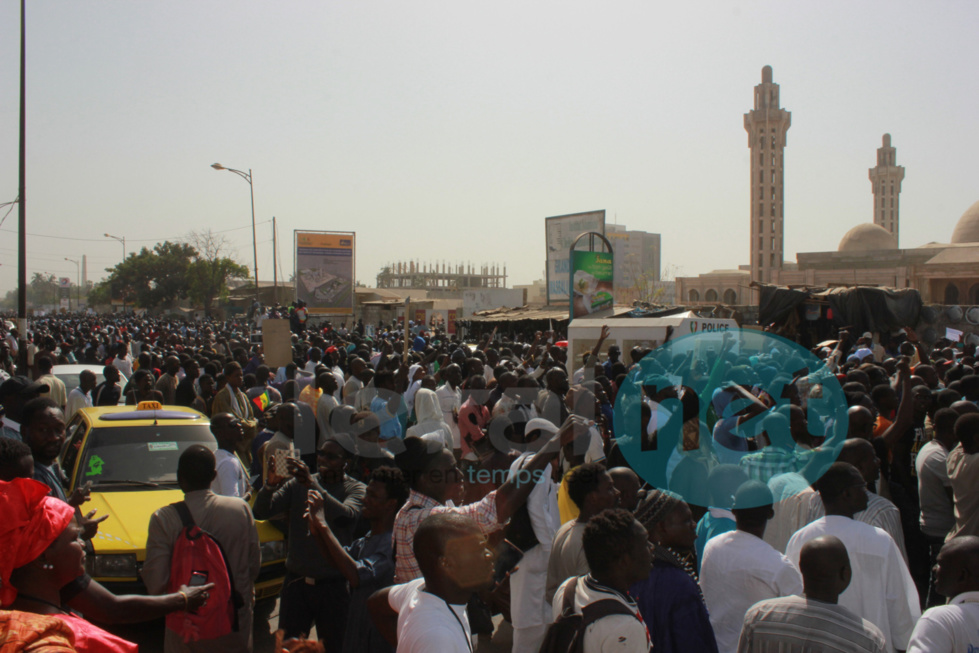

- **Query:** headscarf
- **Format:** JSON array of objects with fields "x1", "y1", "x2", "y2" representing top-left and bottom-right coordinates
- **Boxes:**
[
  {"x1": 0, "y1": 478, "x2": 75, "y2": 605},
  {"x1": 413, "y1": 389, "x2": 444, "y2": 425}
]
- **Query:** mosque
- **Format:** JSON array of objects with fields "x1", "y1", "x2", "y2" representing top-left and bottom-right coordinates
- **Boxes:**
[{"x1": 676, "y1": 66, "x2": 979, "y2": 307}]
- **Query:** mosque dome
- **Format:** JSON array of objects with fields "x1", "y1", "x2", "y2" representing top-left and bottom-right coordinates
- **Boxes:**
[
  {"x1": 838, "y1": 223, "x2": 898, "y2": 252},
  {"x1": 950, "y1": 200, "x2": 979, "y2": 244}
]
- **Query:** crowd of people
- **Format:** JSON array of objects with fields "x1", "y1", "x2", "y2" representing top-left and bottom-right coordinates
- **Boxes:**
[{"x1": 0, "y1": 310, "x2": 978, "y2": 652}]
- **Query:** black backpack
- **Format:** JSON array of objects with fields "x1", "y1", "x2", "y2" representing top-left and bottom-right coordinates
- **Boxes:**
[{"x1": 538, "y1": 577, "x2": 639, "y2": 653}]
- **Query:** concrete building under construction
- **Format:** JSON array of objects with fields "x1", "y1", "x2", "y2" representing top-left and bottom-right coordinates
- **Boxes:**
[{"x1": 376, "y1": 261, "x2": 507, "y2": 290}]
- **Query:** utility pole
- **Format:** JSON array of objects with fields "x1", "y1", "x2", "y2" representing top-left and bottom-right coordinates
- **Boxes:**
[
  {"x1": 272, "y1": 216, "x2": 278, "y2": 305},
  {"x1": 16, "y1": 0, "x2": 27, "y2": 372}
]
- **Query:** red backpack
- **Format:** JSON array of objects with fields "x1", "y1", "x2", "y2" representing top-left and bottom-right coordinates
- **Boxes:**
[{"x1": 164, "y1": 501, "x2": 243, "y2": 643}]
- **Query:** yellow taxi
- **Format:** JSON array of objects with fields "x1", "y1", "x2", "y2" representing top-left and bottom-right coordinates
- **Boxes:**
[{"x1": 59, "y1": 402, "x2": 286, "y2": 601}]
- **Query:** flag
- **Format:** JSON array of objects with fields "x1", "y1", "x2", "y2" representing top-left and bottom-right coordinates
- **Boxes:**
[{"x1": 252, "y1": 391, "x2": 271, "y2": 412}]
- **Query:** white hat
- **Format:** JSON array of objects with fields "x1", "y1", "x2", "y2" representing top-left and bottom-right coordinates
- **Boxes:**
[{"x1": 524, "y1": 418, "x2": 559, "y2": 435}]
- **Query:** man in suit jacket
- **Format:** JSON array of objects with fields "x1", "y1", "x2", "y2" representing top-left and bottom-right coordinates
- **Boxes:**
[{"x1": 211, "y1": 362, "x2": 258, "y2": 466}]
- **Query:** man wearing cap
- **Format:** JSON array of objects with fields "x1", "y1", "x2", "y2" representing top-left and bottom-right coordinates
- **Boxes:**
[
  {"x1": 0, "y1": 375, "x2": 49, "y2": 441},
  {"x1": 700, "y1": 480, "x2": 803, "y2": 653}
]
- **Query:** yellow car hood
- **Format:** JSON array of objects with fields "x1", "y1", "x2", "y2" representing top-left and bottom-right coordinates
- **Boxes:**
[
  {"x1": 86, "y1": 489, "x2": 184, "y2": 560},
  {"x1": 86, "y1": 490, "x2": 285, "y2": 562}
]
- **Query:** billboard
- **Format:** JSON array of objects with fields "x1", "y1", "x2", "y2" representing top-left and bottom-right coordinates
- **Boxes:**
[
  {"x1": 545, "y1": 210, "x2": 605, "y2": 304},
  {"x1": 295, "y1": 231, "x2": 355, "y2": 315},
  {"x1": 570, "y1": 250, "x2": 614, "y2": 320}
]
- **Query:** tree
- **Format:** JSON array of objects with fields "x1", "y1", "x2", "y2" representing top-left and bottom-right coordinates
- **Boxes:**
[
  {"x1": 98, "y1": 242, "x2": 196, "y2": 309},
  {"x1": 185, "y1": 229, "x2": 250, "y2": 316},
  {"x1": 30, "y1": 273, "x2": 60, "y2": 307}
]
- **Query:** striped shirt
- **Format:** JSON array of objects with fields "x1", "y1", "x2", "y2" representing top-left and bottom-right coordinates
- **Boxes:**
[
  {"x1": 738, "y1": 595, "x2": 886, "y2": 653},
  {"x1": 393, "y1": 489, "x2": 500, "y2": 582}
]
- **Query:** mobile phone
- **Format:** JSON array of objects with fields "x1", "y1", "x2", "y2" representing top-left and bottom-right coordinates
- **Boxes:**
[
  {"x1": 189, "y1": 571, "x2": 209, "y2": 586},
  {"x1": 81, "y1": 481, "x2": 93, "y2": 493}
]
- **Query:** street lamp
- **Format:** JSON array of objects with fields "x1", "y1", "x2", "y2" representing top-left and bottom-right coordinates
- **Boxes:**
[
  {"x1": 211, "y1": 163, "x2": 259, "y2": 300},
  {"x1": 104, "y1": 233, "x2": 126, "y2": 263},
  {"x1": 65, "y1": 258, "x2": 79, "y2": 311}
]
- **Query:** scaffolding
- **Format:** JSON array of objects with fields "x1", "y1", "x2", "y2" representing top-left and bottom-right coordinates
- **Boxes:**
[{"x1": 376, "y1": 261, "x2": 507, "y2": 290}]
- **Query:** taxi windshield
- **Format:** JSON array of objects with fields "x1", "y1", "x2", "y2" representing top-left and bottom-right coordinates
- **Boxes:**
[{"x1": 79, "y1": 424, "x2": 216, "y2": 487}]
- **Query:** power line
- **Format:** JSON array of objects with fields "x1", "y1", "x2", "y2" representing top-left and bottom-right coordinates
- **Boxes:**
[{"x1": 0, "y1": 219, "x2": 272, "y2": 243}]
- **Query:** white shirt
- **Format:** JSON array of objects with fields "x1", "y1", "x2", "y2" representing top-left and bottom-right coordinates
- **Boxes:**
[
  {"x1": 700, "y1": 530, "x2": 803, "y2": 653},
  {"x1": 316, "y1": 393, "x2": 338, "y2": 448},
  {"x1": 112, "y1": 355, "x2": 134, "y2": 379},
  {"x1": 785, "y1": 515, "x2": 920, "y2": 652},
  {"x1": 211, "y1": 449, "x2": 249, "y2": 498},
  {"x1": 388, "y1": 578, "x2": 472, "y2": 653},
  {"x1": 436, "y1": 384, "x2": 462, "y2": 449},
  {"x1": 552, "y1": 576, "x2": 651, "y2": 653},
  {"x1": 907, "y1": 590, "x2": 979, "y2": 652},
  {"x1": 915, "y1": 440, "x2": 954, "y2": 538},
  {"x1": 509, "y1": 453, "x2": 561, "y2": 553},
  {"x1": 343, "y1": 376, "x2": 364, "y2": 407},
  {"x1": 809, "y1": 491, "x2": 908, "y2": 564},
  {"x1": 763, "y1": 475, "x2": 816, "y2": 553},
  {"x1": 507, "y1": 453, "x2": 561, "y2": 631},
  {"x1": 65, "y1": 387, "x2": 92, "y2": 418}
]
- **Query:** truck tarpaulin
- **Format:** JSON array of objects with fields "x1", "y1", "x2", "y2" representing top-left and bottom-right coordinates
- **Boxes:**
[{"x1": 757, "y1": 283, "x2": 922, "y2": 333}]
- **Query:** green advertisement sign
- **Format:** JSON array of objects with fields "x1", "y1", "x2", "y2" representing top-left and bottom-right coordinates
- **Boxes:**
[{"x1": 570, "y1": 249, "x2": 614, "y2": 320}]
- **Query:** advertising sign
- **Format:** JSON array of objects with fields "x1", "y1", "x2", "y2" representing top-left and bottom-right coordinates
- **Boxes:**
[
  {"x1": 59, "y1": 277, "x2": 71, "y2": 289},
  {"x1": 295, "y1": 231, "x2": 355, "y2": 315},
  {"x1": 447, "y1": 309, "x2": 457, "y2": 335},
  {"x1": 545, "y1": 210, "x2": 605, "y2": 304},
  {"x1": 570, "y1": 250, "x2": 614, "y2": 320}
]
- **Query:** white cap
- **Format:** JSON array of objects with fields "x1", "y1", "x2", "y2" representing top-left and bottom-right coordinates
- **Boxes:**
[{"x1": 524, "y1": 418, "x2": 559, "y2": 435}]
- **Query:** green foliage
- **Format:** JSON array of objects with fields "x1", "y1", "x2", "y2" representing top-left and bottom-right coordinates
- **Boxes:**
[
  {"x1": 92, "y1": 231, "x2": 248, "y2": 313},
  {"x1": 187, "y1": 257, "x2": 250, "y2": 316}
]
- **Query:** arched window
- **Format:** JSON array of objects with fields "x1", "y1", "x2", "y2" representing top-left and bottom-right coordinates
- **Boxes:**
[
  {"x1": 705, "y1": 289, "x2": 719, "y2": 302},
  {"x1": 723, "y1": 289, "x2": 738, "y2": 305},
  {"x1": 945, "y1": 283, "x2": 960, "y2": 305},
  {"x1": 969, "y1": 284, "x2": 979, "y2": 305},
  {"x1": 688, "y1": 289, "x2": 700, "y2": 302}
]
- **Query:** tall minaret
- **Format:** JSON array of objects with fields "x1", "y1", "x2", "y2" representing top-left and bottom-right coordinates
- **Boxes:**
[
  {"x1": 745, "y1": 65, "x2": 791, "y2": 285},
  {"x1": 868, "y1": 133, "x2": 905, "y2": 245}
]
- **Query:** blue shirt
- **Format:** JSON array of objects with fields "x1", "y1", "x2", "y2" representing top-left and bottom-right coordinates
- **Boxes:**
[
  {"x1": 343, "y1": 530, "x2": 395, "y2": 653},
  {"x1": 371, "y1": 395, "x2": 406, "y2": 441}
]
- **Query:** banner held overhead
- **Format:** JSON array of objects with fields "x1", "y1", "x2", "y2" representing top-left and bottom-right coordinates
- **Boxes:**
[{"x1": 294, "y1": 231, "x2": 355, "y2": 315}]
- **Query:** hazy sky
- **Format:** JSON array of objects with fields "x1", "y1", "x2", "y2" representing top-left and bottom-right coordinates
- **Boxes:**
[{"x1": 1, "y1": 0, "x2": 977, "y2": 298}]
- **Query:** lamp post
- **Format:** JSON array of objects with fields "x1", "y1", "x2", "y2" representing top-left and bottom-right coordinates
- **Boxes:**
[
  {"x1": 104, "y1": 233, "x2": 126, "y2": 313},
  {"x1": 65, "y1": 258, "x2": 79, "y2": 311},
  {"x1": 211, "y1": 163, "x2": 259, "y2": 301},
  {"x1": 104, "y1": 233, "x2": 126, "y2": 263}
]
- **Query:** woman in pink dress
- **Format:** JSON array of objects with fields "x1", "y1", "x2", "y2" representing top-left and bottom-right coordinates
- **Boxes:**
[{"x1": 0, "y1": 477, "x2": 144, "y2": 652}]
